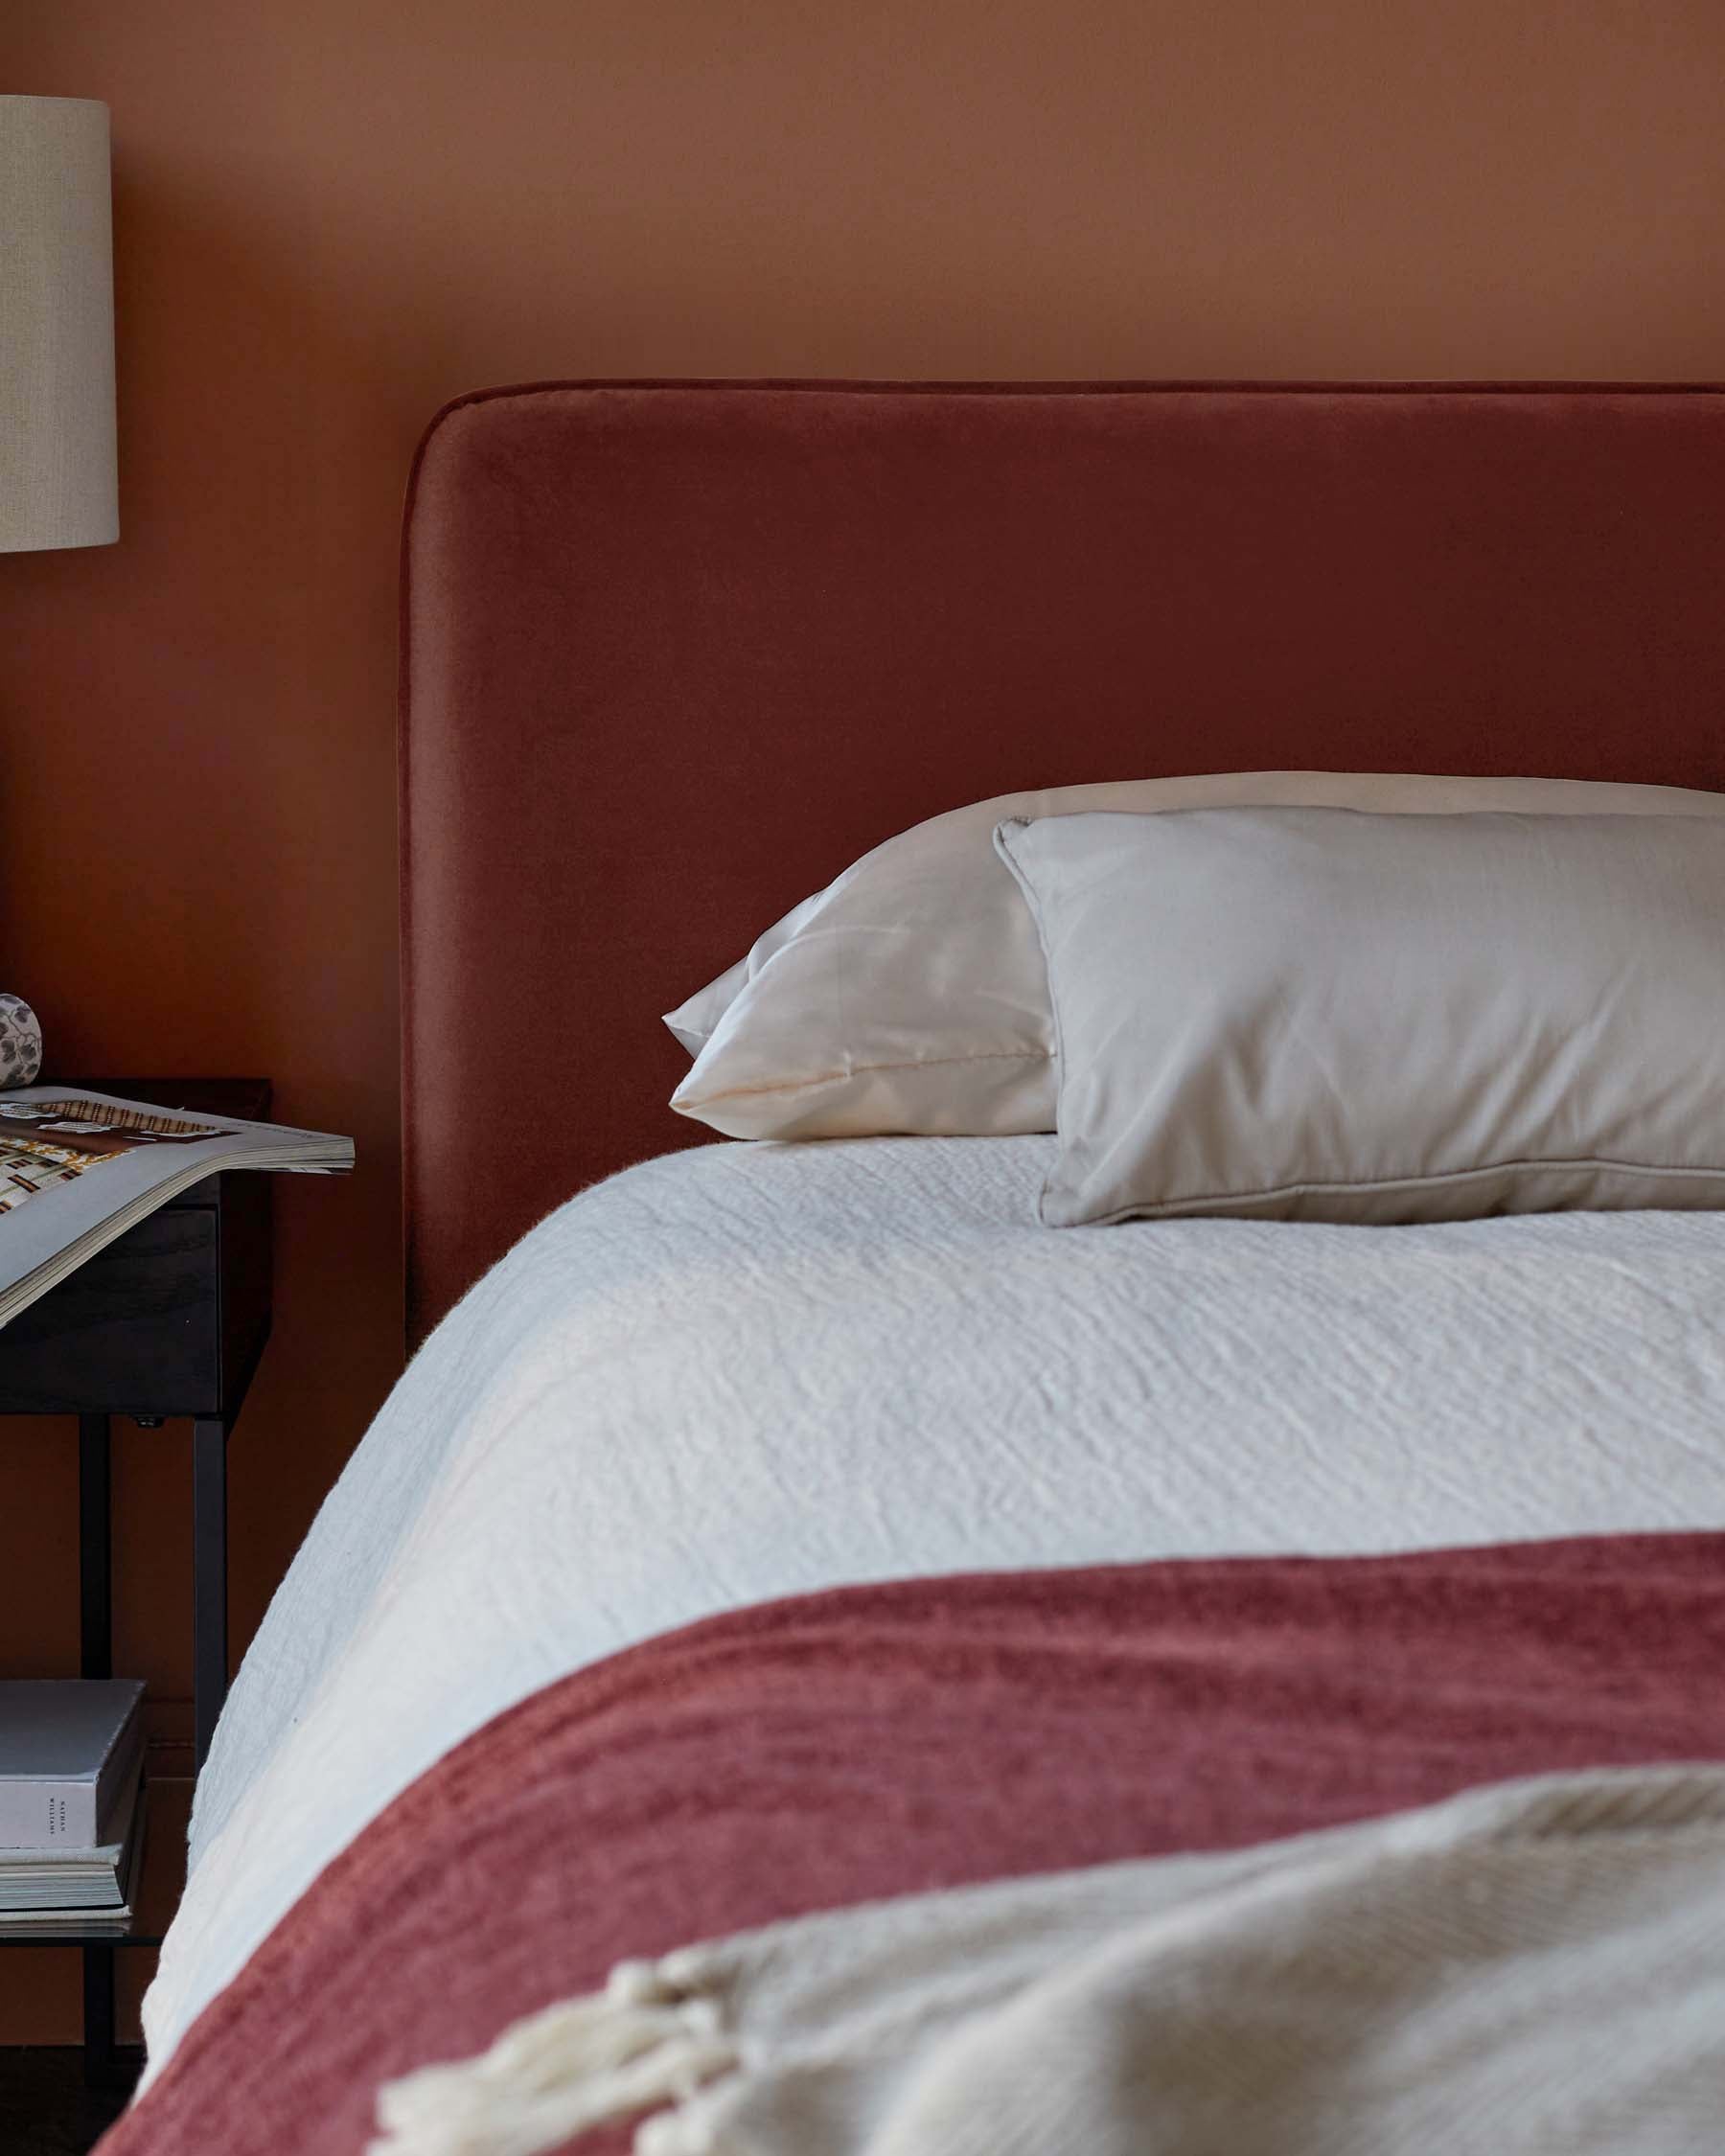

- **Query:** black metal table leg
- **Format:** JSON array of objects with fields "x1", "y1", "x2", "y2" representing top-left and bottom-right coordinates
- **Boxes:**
[
  {"x1": 78, "y1": 1413, "x2": 111, "y2": 1680},
  {"x1": 78, "y1": 1413, "x2": 121, "y2": 2084},
  {"x1": 80, "y1": 1944, "x2": 126, "y2": 2090},
  {"x1": 192, "y1": 1416, "x2": 229, "y2": 1772}
]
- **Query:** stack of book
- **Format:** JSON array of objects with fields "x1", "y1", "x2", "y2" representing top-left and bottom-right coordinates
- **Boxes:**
[{"x1": 0, "y1": 1679, "x2": 149, "y2": 1933}]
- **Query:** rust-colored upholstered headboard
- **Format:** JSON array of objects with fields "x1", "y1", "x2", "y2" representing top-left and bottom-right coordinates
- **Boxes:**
[{"x1": 401, "y1": 380, "x2": 1725, "y2": 1343}]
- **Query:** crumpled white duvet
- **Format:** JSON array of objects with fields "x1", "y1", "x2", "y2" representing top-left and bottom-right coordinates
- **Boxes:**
[{"x1": 140, "y1": 1135, "x2": 1725, "y2": 2083}]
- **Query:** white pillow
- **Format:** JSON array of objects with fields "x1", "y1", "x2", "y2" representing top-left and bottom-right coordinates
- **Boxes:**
[
  {"x1": 667, "y1": 772, "x2": 1725, "y2": 1141},
  {"x1": 996, "y1": 806, "x2": 1725, "y2": 1226}
]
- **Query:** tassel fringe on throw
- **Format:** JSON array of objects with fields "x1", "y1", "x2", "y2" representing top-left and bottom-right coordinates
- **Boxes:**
[
  {"x1": 370, "y1": 1765, "x2": 1725, "y2": 2156},
  {"x1": 371, "y1": 1961, "x2": 738, "y2": 2156}
]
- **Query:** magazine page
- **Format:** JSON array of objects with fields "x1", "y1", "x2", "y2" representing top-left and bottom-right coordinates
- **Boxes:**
[{"x1": 0, "y1": 1089, "x2": 352, "y2": 1329}]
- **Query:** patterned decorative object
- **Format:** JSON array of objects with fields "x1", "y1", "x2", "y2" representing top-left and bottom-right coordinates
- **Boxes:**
[{"x1": 0, "y1": 995, "x2": 42, "y2": 1089}]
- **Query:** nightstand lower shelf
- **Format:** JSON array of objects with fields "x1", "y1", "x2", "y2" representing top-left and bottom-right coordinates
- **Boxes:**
[
  {"x1": 1, "y1": 1778, "x2": 189, "y2": 2090},
  {"x1": 0, "y1": 1779, "x2": 190, "y2": 1954},
  {"x1": 0, "y1": 1081, "x2": 277, "y2": 2089}
]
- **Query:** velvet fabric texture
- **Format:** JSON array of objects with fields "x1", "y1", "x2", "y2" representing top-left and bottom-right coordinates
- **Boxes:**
[
  {"x1": 400, "y1": 381, "x2": 1725, "y2": 1342},
  {"x1": 104, "y1": 1533, "x2": 1725, "y2": 2156}
]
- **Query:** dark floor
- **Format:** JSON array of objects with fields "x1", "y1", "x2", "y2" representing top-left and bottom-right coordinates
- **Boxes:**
[{"x1": 0, "y1": 2050, "x2": 138, "y2": 2156}]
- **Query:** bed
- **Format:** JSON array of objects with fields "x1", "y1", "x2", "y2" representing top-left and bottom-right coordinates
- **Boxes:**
[{"x1": 105, "y1": 383, "x2": 1725, "y2": 2153}]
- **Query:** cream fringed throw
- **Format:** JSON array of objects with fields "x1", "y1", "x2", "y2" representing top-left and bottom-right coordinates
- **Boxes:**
[{"x1": 371, "y1": 1766, "x2": 1725, "y2": 2156}]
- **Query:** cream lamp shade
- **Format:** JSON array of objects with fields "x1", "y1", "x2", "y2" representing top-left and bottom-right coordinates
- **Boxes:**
[{"x1": 0, "y1": 95, "x2": 118, "y2": 552}]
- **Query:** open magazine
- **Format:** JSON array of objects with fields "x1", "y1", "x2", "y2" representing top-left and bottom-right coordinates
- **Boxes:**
[{"x1": 0, "y1": 1089, "x2": 353, "y2": 1330}]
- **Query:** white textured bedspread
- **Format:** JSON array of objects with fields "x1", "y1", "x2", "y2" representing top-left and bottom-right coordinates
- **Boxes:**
[{"x1": 141, "y1": 1135, "x2": 1725, "y2": 2078}]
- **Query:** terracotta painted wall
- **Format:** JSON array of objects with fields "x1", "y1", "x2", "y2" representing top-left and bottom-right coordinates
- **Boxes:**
[{"x1": 4, "y1": 0, "x2": 1723, "y2": 2044}]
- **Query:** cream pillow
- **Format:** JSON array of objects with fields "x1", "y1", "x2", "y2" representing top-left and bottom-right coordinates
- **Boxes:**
[
  {"x1": 995, "y1": 806, "x2": 1725, "y2": 1227},
  {"x1": 668, "y1": 773, "x2": 1725, "y2": 1140}
]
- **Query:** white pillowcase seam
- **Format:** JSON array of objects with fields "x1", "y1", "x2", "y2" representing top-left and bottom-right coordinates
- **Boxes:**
[
  {"x1": 675, "y1": 1047, "x2": 1049, "y2": 1113},
  {"x1": 992, "y1": 818, "x2": 1072, "y2": 1227},
  {"x1": 1073, "y1": 1153, "x2": 1725, "y2": 1226}
]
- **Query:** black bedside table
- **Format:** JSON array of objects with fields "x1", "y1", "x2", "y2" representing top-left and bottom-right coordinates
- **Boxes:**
[{"x1": 0, "y1": 1079, "x2": 275, "y2": 2087}]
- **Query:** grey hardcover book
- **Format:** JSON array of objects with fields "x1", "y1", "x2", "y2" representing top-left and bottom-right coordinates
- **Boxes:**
[
  {"x1": 0, "y1": 1771, "x2": 145, "y2": 1909},
  {"x1": 0, "y1": 1680, "x2": 146, "y2": 1847},
  {"x1": 0, "y1": 1785, "x2": 149, "y2": 1927}
]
